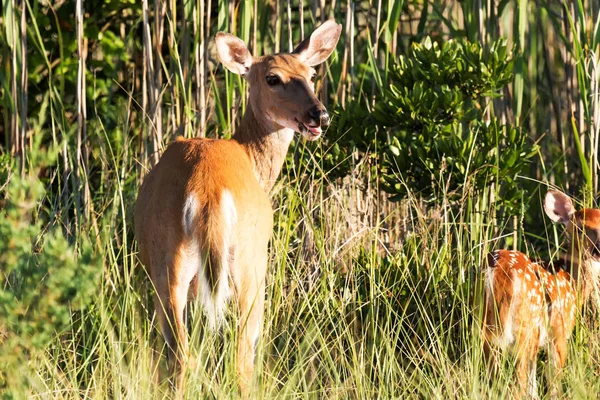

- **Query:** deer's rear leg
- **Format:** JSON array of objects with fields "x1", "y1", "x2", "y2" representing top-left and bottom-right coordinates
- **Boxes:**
[
  {"x1": 231, "y1": 244, "x2": 268, "y2": 398},
  {"x1": 153, "y1": 264, "x2": 194, "y2": 390},
  {"x1": 235, "y1": 280, "x2": 265, "y2": 398}
]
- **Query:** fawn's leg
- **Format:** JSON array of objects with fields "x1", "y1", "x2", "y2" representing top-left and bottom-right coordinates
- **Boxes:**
[
  {"x1": 482, "y1": 294, "x2": 500, "y2": 381},
  {"x1": 514, "y1": 328, "x2": 540, "y2": 400},
  {"x1": 547, "y1": 330, "x2": 567, "y2": 399},
  {"x1": 482, "y1": 328, "x2": 499, "y2": 381}
]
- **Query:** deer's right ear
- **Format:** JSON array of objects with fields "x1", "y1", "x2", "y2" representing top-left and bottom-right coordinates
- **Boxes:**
[
  {"x1": 544, "y1": 190, "x2": 575, "y2": 224},
  {"x1": 215, "y1": 33, "x2": 253, "y2": 76}
]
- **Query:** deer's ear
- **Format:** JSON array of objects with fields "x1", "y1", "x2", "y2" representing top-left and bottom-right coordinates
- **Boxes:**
[
  {"x1": 215, "y1": 33, "x2": 253, "y2": 76},
  {"x1": 544, "y1": 190, "x2": 575, "y2": 224},
  {"x1": 293, "y1": 20, "x2": 342, "y2": 66}
]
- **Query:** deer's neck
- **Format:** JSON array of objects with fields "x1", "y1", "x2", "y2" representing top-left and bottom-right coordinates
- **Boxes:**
[
  {"x1": 233, "y1": 103, "x2": 295, "y2": 193},
  {"x1": 559, "y1": 254, "x2": 600, "y2": 303}
]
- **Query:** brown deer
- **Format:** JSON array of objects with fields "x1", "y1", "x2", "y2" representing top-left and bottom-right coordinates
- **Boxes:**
[
  {"x1": 483, "y1": 190, "x2": 600, "y2": 398},
  {"x1": 134, "y1": 20, "x2": 341, "y2": 396}
]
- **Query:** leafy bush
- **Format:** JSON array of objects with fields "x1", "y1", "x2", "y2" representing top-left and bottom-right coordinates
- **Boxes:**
[
  {"x1": 0, "y1": 167, "x2": 101, "y2": 396},
  {"x1": 376, "y1": 37, "x2": 537, "y2": 203},
  {"x1": 320, "y1": 37, "x2": 538, "y2": 210}
]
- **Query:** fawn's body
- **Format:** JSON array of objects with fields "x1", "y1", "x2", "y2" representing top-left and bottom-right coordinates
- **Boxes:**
[
  {"x1": 134, "y1": 20, "x2": 342, "y2": 396},
  {"x1": 483, "y1": 190, "x2": 600, "y2": 397}
]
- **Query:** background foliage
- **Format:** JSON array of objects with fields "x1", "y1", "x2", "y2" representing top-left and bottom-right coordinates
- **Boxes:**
[{"x1": 1, "y1": 0, "x2": 600, "y2": 398}]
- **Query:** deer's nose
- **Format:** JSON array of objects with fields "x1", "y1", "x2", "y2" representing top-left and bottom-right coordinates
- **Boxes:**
[
  {"x1": 308, "y1": 106, "x2": 330, "y2": 128},
  {"x1": 320, "y1": 110, "x2": 330, "y2": 128}
]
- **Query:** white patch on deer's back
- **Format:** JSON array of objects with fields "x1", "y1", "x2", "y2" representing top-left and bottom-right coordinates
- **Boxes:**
[{"x1": 183, "y1": 194, "x2": 198, "y2": 237}]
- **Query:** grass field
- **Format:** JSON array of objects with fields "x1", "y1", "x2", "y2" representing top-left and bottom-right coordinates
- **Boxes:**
[{"x1": 2, "y1": 0, "x2": 600, "y2": 399}]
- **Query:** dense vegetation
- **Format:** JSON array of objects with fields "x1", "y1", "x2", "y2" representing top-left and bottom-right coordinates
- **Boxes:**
[{"x1": 1, "y1": 0, "x2": 600, "y2": 398}]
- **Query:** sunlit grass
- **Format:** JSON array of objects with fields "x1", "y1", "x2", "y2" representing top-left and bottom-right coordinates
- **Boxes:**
[{"x1": 10, "y1": 135, "x2": 597, "y2": 399}]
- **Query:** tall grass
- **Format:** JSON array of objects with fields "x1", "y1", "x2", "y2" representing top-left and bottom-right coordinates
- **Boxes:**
[{"x1": 2, "y1": 0, "x2": 600, "y2": 398}]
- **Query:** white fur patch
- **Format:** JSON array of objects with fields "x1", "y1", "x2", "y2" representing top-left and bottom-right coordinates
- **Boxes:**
[
  {"x1": 194, "y1": 190, "x2": 237, "y2": 329},
  {"x1": 181, "y1": 191, "x2": 237, "y2": 329},
  {"x1": 538, "y1": 319, "x2": 548, "y2": 348},
  {"x1": 183, "y1": 194, "x2": 198, "y2": 237},
  {"x1": 269, "y1": 115, "x2": 299, "y2": 140},
  {"x1": 590, "y1": 260, "x2": 600, "y2": 280},
  {"x1": 485, "y1": 262, "x2": 496, "y2": 298},
  {"x1": 494, "y1": 271, "x2": 519, "y2": 350},
  {"x1": 484, "y1": 264, "x2": 513, "y2": 349},
  {"x1": 527, "y1": 365, "x2": 538, "y2": 398},
  {"x1": 210, "y1": 190, "x2": 237, "y2": 325},
  {"x1": 180, "y1": 239, "x2": 209, "y2": 315}
]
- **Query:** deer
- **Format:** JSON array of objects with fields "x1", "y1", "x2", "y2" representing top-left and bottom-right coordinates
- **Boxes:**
[
  {"x1": 482, "y1": 190, "x2": 600, "y2": 398},
  {"x1": 134, "y1": 20, "x2": 341, "y2": 396}
]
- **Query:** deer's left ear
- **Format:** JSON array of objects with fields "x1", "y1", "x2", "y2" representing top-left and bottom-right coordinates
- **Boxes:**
[
  {"x1": 293, "y1": 20, "x2": 342, "y2": 66},
  {"x1": 544, "y1": 190, "x2": 575, "y2": 224}
]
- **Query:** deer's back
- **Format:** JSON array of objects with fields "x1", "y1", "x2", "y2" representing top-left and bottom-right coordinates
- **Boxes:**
[{"x1": 134, "y1": 137, "x2": 273, "y2": 269}]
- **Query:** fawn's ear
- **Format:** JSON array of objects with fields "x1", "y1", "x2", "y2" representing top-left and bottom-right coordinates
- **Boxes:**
[
  {"x1": 292, "y1": 20, "x2": 342, "y2": 66},
  {"x1": 215, "y1": 33, "x2": 253, "y2": 76},
  {"x1": 544, "y1": 190, "x2": 575, "y2": 224}
]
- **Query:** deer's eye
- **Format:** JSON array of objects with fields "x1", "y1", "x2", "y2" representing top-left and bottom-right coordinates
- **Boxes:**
[
  {"x1": 310, "y1": 73, "x2": 317, "y2": 83},
  {"x1": 266, "y1": 75, "x2": 281, "y2": 86}
]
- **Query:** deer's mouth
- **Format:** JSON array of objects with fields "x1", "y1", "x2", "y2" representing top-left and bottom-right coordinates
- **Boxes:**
[{"x1": 296, "y1": 119, "x2": 322, "y2": 140}]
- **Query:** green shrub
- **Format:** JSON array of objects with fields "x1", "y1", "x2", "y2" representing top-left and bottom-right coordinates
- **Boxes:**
[
  {"x1": 0, "y1": 166, "x2": 101, "y2": 397},
  {"x1": 377, "y1": 37, "x2": 537, "y2": 204},
  {"x1": 319, "y1": 37, "x2": 538, "y2": 212}
]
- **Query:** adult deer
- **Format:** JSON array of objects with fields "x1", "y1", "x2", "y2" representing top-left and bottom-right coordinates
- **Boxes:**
[
  {"x1": 483, "y1": 190, "x2": 600, "y2": 398},
  {"x1": 134, "y1": 20, "x2": 341, "y2": 395}
]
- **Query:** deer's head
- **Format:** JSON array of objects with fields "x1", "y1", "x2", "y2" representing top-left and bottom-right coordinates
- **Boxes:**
[
  {"x1": 544, "y1": 190, "x2": 600, "y2": 278},
  {"x1": 215, "y1": 20, "x2": 342, "y2": 141}
]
